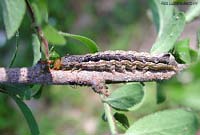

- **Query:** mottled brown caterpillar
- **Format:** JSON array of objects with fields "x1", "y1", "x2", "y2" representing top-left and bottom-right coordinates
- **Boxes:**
[{"x1": 53, "y1": 50, "x2": 178, "y2": 72}]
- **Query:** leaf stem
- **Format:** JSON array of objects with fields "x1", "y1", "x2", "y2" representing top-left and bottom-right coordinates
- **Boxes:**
[{"x1": 101, "y1": 95, "x2": 118, "y2": 135}]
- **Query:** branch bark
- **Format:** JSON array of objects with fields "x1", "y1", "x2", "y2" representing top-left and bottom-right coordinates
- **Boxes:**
[{"x1": 0, "y1": 63, "x2": 185, "y2": 94}]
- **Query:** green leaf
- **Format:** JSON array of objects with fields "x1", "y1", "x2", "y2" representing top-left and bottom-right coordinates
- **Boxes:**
[
  {"x1": 0, "y1": 0, "x2": 26, "y2": 39},
  {"x1": 1, "y1": 84, "x2": 31, "y2": 98},
  {"x1": 174, "y1": 39, "x2": 191, "y2": 63},
  {"x1": 31, "y1": 85, "x2": 43, "y2": 99},
  {"x1": 189, "y1": 49, "x2": 198, "y2": 62},
  {"x1": 43, "y1": 25, "x2": 66, "y2": 45},
  {"x1": 114, "y1": 112, "x2": 129, "y2": 129},
  {"x1": 162, "y1": 63, "x2": 200, "y2": 110},
  {"x1": 31, "y1": 3, "x2": 41, "y2": 26},
  {"x1": 39, "y1": 1, "x2": 48, "y2": 24},
  {"x1": 32, "y1": 34, "x2": 41, "y2": 65},
  {"x1": 197, "y1": 29, "x2": 200, "y2": 60},
  {"x1": 1, "y1": 84, "x2": 42, "y2": 100},
  {"x1": 11, "y1": 95, "x2": 40, "y2": 135},
  {"x1": 59, "y1": 31, "x2": 99, "y2": 53},
  {"x1": 185, "y1": 2, "x2": 200, "y2": 23},
  {"x1": 31, "y1": 1, "x2": 48, "y2": 25},
  {"x1": 148, "y1": 0, "x2": 174, "y2": 37},
  {"x1": 189, "y1": 61, "x2": 200, "y2": 77},
  {"x1": 24, "y1": 88, "x2": 32, "y2": 100},
  {"x1": 104, "y1": 84, "x2": 144, "y2": 111},
  {"x1": 151, "y1": 12, "x2": 185, "y2": 54},
  {"x1": 125, "y1": 109, "x2": 198, "y2": 135},
  {"x1": 9, "y1": 31, "x2": 19, "y2": 67},
  {"x1": 49, "y1": 50, "x2": 60, "y2": 60},
  {"x1": 128, "y1": 82, "x2": 157, "y2": 113},
  {"x1": 156, "y1": 83, "x2": 166, "y2": 104},
  {"x1": 148, "y1": 1, "x2": 160, "y2": 32}
]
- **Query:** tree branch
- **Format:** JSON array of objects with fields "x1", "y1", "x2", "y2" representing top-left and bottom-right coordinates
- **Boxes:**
[{"x1": 0, "y1": 63, "x2": 185, "y2": 94}]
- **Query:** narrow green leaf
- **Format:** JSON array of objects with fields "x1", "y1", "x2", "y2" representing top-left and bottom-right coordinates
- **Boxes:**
[
  {"x1": 125, "y1": 109, "x2": 198, "y2": 135},
  {"x1": 151, "y1": 12, "x2": 185, "y2": 54},
  {"x1": 0, "y1": 0, "x2": 26, "y2": 39},
  {"x1": 185, "y1": 2, "x2": 200, "y2": 23},
  {"x1": 104, "y1": 84, "x2": 144, "y2": 111},
  {"x1": 174, "y1": 39, "x2": 191, "y2": 63},
  {"x1": 114, "y1": 113, "x2": 129, "y2": 129},
  {"x1": 32, "y1": 34, "x2": 41, "y2": 65},
  {"x1": 59, "y1": 31, "x2": 99, "y2": 53},
  {"x1": 11, "y1": 95, "x2": 40, "y2": 135},
  {"x1": 43, "y1": 25, "x2": 66, "y2": 45}
]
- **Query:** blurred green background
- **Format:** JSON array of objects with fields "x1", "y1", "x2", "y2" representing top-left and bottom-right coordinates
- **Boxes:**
[{"x1": 0, "y1": 0, "x2": 200, "y2": 135}]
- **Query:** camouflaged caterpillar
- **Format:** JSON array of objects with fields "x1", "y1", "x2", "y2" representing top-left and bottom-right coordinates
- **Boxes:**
[{"x1": 53, "y1": 50, "x2": 178, "y2": 72}]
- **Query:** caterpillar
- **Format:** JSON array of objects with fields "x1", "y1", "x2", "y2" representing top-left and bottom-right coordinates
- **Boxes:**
[{"x1": 52, "y1": 50, "x2": 178, "y2": 72}]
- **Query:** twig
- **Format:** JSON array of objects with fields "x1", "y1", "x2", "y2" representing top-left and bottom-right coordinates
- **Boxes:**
[
  {"x1": 25, "y1": 0, "x2": 49, "y2": 59},
  {"x1": 0, "y1": 62, "x2": 185, "y2": 94}
]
